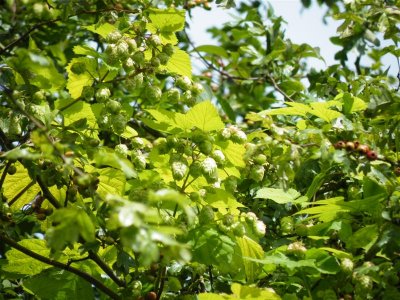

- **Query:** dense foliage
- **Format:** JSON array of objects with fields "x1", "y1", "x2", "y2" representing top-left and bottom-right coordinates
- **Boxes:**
[{"x1": 1, "y1": 0, "x2": 400, "y2": 299}]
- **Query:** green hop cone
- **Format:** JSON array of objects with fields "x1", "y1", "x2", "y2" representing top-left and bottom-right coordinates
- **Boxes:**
[
  {"x1": 96, "y1": 87, "x2": 111, "y2": 102},
  {"x1": 162, "y1": 43, "x2": 175, "y2": 56},
  {"x1": 171, "y1": 161, "x2": 188, "y2": 181},
  {"x1": 106, "y1": 30, "x2": 122, "y2": 44},
  {"x1": 250, "y1": 165, "x2": 265, "y2": 182},
  {"x1": 232, "y1": 222, "x2": 246, "y2": 237},
  {"x1": 199, "y1": 205, "x2": 214, "y2": 225},
  {"x1": 106, "y1": 100, "x2": 122, "y2": 114}
]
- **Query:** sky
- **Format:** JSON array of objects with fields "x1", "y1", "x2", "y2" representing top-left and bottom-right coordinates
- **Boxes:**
[{"x1": 187, "y1": 0, "x2": 397, "y2": 76}]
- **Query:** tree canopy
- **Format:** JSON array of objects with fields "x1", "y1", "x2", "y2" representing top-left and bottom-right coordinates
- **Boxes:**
[{"x1": 1, "y1": 0, "x2": 400, "y2": 299}]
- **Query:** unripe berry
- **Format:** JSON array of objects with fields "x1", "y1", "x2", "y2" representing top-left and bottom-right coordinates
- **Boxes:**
[
  {"x1": 345, "y1": 141, "x2": 355, "y2": 151},
  {"x1": 131, "y1": 51, "x2": 145, "y2": 66},
  {"x1": 150, "y1": 56, "x2": 161, "y2": 68},
  {"x1": 112, "y1": 114, "x2": 127, "y2": 134},
  {"x1": 356, "y1": 144, "x2": 369, "y2": 155},
  {"x1": 223, "y1": 214, "x2": 235, "y2": 226},
  {"x1": 287, "y1": 241, "x2": 307, "y2": 257},
  {"x1": 125, "y1": 38, "x2": 137, "y2": 52},
  {"x1": 334, "y1": 141, "x2": 346, "y2": 149},
  {"x1": 191, "y1": 83, "x2": 204, "y2": 95}
]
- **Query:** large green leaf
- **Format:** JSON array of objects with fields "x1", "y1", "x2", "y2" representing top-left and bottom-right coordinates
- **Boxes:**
[
  {"x1": 23, "y1": 268, "x2": 94, "y2": 300},
  {"x1": 235, "y1": 236, "x2": 264, "y2": 283},
  {"x1": 180, "y1": 100, "x2": 224, "y2": 132},
  {"x1": 163, "y1": 49, "x2": 192, "y2": 78},
  {"x1": 147, "y1": 8, "x2": 186, "y2": 45},
  {"x1": 66, "y1": 57, "x2": 97, "y2": 99},
  {"x1": 2, "y1": 239, "x2": 51, "y2": 275},
  {"x1": 255, "y1": 188, "x2": 304, "y2": 204},
  {"x1": 56, "y1": 99, "x2": 98, "y2": 131}
]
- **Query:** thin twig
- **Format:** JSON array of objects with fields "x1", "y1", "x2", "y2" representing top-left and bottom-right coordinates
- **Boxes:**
[
  {"x1": 0, "y1": 161, "x2": 11, "y2": 190},
  {"x1": 0, "y1": 233, "x2": 120, "y2": 299}
]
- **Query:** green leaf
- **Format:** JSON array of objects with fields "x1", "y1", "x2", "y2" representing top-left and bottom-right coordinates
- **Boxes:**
[
  {"x1": 347, "y1": 224, "x2": 379, "y2": 251},
  {"x1": 262, "y1": 102, "x2": 310, "y2": 117},
  {"x1": 309, "y1": 102, "x2": 341, "y2": 122},
  {"x1": 183, "y1": 100, "x2": 224, "y2": 132},
  {"x1": 280, "y1": 80, "x2": 304, "y2": 94},
  {"x1": 46, "y1": 208, "x2": 95, "y2": 251},
  {"x1": 56, "y1": 99, "x2": 97, "y2": 129},
  {"x1": 305, "y1": 248, "x2": 340, "y2": 274},
  {"x1": 255, "y1": 188, "x2": 301, "y2": 204},
  {"x1": 188, "y1": 227, "x2": 236, "y2": 273},
  {"x1": 147, "y1": 8, "x2": 186, "y2": 45},
  {"x1": 231, "y1": 283, "x2": 281, "y2": 300},
  {"x1": 235, "y1": 236, "x2": 264, "y2": 283},
  {"x1": 3, "y1": 239, "x2": 51, "y2": 275},
  {"x1": 97, "y1": 167, "x2": 126, "y2": 197},
  {"x1": 93, "y1": 149, "x2": 137, "y2": 179},
  {"x1": 217, "y1": 141, "x2": 246, "y2": 168},
  {"x1": 23, "y1": 268, "x2": 94, "y2": 300},
  {"x1": 194, "y1": 45, "x2": 229, "y2": 58},
  {"x1": 2, "y1": 162, "x2": 40, "y2": 210},
  {"x1": 66, "y1": 57, "x2": 97, "y2": 99},
  {"x1": 84, "y1": 23, "x2": 115, "y2": 38},
  {"x1": 162, "y1": 49, "x2": 192, "y2": 78},
  {"x1": 73, "y1": 45, "x2": 100, "y2": 58}
]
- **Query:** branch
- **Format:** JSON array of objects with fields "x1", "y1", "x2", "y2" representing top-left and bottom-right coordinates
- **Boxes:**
[
  {"x1": 183, "y1": 30, "x2": 295, "y2": 102},
  {"x1": 89, "y1": 251, "x2": 126, "y2": 287},
  {"x1": 36, "y1": 176, "x2": 61, "y2": 209},
  {"x1": 0, "y1": 233, "x2": 120, "y2": 300},
  {"x1": 0, "y1": 161, "x2": 11, "y2": 190}
]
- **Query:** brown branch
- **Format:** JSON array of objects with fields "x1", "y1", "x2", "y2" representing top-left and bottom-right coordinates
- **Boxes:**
[
  {"x1": 0, "y1": 233, "x2": 120, "y2": 299},
  {"x1": 89, "y1": 251, "x2": 126, "y2": 287},
  {"x1": 0, "y1": 161, "x2": 11, "y2": 190},
  {"x1": 36, "y1": 176, "x2": 61, "y2": 209}
]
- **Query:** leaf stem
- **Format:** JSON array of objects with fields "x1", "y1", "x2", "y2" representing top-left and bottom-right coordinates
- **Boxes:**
[
  {"x1": 0, "y1": 232, "x2": 120, "y2": 300},
  {"x1": 0, "y1": 161, "x2": 11, "y2": 190},
  {"x1": 89, "y1": 251, "x2": 126, "y2": 287}
]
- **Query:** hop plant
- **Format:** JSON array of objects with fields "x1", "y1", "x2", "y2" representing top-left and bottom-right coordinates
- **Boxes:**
[
  {"x1": 96, "y1": 87, "x2": 111, "y2": 102},
  {"x1": 116, "y1": 40, "x2": 130, "y2": 58},
  {"x1": 250, "y1": 165, "x2": 265, "y2": 182},
  {"x1": 171, "y1": 161, "x2": 188, "y2": 181},
  {"x1": 211, "y1": 150, "x2": 226, "y2": 166},
  {"x1": 253, "y1": 220, "x2": 266, "y2": 238},
  {"x1": 115, "y1": 144, "x2": 129, "y2": 157},
  {"x1": 340, "y1": 258, "x2": 354, "y2": 274},
  {"x1": 176, "y1": 76, "x2": 192, "y2": 90},
  {"x1": 162, "y1": 43, "x2": 175, "y2": 56},
  {"x1": 106, "y1": 30, "x2": 122, "y2": 44},
  {"x1": 201, "y1": 157, "x2": 217, "y2": 175}
]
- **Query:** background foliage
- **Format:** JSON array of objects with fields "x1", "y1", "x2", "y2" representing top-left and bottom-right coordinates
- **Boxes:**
[{"x1": 1, "y1": 0, "x2": 400, "y2": 299}]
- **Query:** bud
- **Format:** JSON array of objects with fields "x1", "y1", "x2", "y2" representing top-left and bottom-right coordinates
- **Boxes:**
[
  {"x1": 126, "y1": 38, "x2": 137, "y2": 52},
  {"x1": 220, "y1": 127, "x2": 231, "y2": 139},
  {"x1": 191, "y1": 83, "x2": 204, "y2": 95},
  {"x1": 123, "y1": 57, "x2": 135, "y2": 72},
  {"x1": 232, "y1": 222, "x2": 246, "y2": 237},
  {"x1": 106, "y1": 100, "x2": 122, "y2": 114},
  {"x1": 132, "y1": 137, "x2": 145, "y2": 149},
  {"x1": 149, "y1": 34, "x2": 162, "y2": 47},
  {"x1": 245, "y1": 212, "x2": 257, "y2": 225},
  {"x1": 223, "y1": 176, "x2": 237, "y2": 193},
  {"x1": 116, "y1": 40, "x2": 130, "y2": 58},
  {"x1": 157, "y1": 52, "x2": 170, "y2": 65},
  {"x1": 162, "y1": 43, "x2": 175, "y2": 56},
  {"x1": 166, "y1": 88, "x2": 180, "y2": 102}
]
